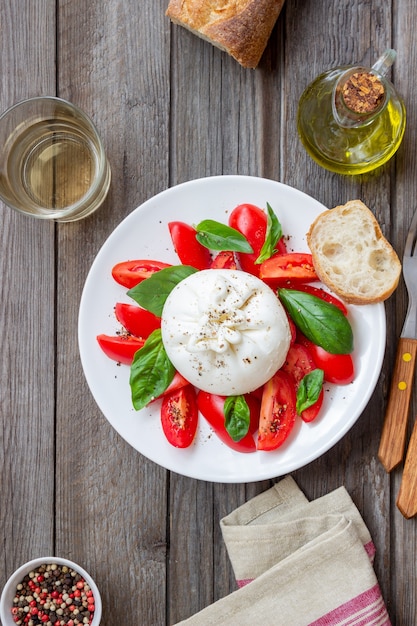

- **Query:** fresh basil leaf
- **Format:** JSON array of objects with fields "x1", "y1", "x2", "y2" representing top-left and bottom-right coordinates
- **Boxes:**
[
  {"x1": 129, "y1": 329, "x2": 176, "y2": 410},
  {"x1": 127, "y1": 265, "x2": 197, "y2": 317},
  {"x1": 224, "y1": 395, "x2": 250, "y2": 442},
  {"x1": 296, "y1": 369, "x2": 324, "y2": 415},
  {"x1": 195, "y1": 219, "x2": 253, "y2": 253},
  {"x1": 255, "y1": 203, "x2": 283, "y2": 264},
  {"x1": 278, "y1": 288, "x2": 354, "y2": 355}
]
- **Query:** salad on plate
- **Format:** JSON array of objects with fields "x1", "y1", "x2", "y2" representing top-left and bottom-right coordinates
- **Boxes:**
[{"x1": 96, "y1": 202, "x2": 355, "y2": 454}]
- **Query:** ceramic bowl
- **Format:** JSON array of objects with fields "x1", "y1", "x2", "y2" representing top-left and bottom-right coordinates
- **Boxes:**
[{"x1": 0, "y1": 556, "x2": 102, "y2": 625}]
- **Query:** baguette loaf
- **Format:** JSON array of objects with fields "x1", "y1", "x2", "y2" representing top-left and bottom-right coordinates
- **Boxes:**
[
  {"x1": 166, "y1": 0, "x2": 285, "y2": 69},
  {"x1": 307, "y1": 200, "x2": 401, "y2": 305}
]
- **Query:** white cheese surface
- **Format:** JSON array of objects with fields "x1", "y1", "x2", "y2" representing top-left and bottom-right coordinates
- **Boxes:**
[{"x1": 161, "y1": 269, "x2": 291, "y2": 395}]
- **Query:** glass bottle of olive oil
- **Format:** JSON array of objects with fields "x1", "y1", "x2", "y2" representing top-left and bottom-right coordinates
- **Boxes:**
[{"x1": 297, "y1": 50, "x2": 406, "y2": 175}]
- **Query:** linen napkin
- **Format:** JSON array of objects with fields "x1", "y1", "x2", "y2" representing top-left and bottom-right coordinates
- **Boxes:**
[{"x1": 175, "y1": 475, "x2": 391, "y2": 626}]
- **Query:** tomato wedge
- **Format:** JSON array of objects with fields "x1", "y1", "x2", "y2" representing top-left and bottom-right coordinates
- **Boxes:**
[
  {"x1": 197, "y1": 392, "x2": 258, "y2": 453},
  {"x1": 161, "y1": 385, "x2": 198, "y2": 448},
  {"x1": 301, "y1": 396, "x2": 324, "y2": 423},
  {"x1": 297, "y1": 333, "x2": 355, "y2": 385},
  {"x1": 96, "y1": 334, "x2": 145, "y2": 365},
  {"x1": 228, "y1": 203, "x2": 287, "y2": 276},
  {"x1": 158, "y1": 372, "x2": 190, "y2": 398},
  {"x1": 112, "y1": 260, "x2": 171, "y2": 289},
  {"x1": 148, "y1": 372, "x2": 191, "y2": 404},
  {"x1": 168, "y1": 221, "x2": 212, "y2": 270},
  {"x1": 257, "y1": 371, "x2": 297, "y2": 451},
  {"x1": 282, "y1": 343, "x2": 324, "y2": 422},
  {"x1": 283, "y1": 343, "x2": 317, "y2": 382},
  {"x1": 210, "y1": 250, "x2": 238, "y2": 269},
  {"x1": 285, "y1": 283, "x2": 348, "y2": 315},
  {"x1": 229, "y1": 203, "x2": 267, "y2": 276},
  {"x1": 259, "y1": 253, "x2": 318, "y2": 286},
  {"x1": 115, "y1": 303, "x2": 161, "y2": 338}
]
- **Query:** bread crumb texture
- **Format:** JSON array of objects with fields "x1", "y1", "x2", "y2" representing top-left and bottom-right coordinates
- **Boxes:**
[
  {"x1": 307, "y1": 200, "x2": 402, "y2": 304},
  {"x1": 166, "y1": 0, "x2": 285, "y2": 68}
]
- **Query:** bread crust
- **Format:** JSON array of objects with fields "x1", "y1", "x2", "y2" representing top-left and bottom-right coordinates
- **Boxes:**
[
  {"x1": 166, "y1": 0, "x2": 285, "y2": 68},
  {"x1": 307, "y1": 200, "x2": 402, "y2": 305}
]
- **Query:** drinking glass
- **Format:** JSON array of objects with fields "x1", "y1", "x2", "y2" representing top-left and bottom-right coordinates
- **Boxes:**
[{"x1": 0, "y1": 97, "x2": 111, "y2": 221}]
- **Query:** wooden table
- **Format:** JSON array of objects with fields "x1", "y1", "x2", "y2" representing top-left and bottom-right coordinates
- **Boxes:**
[{"x1": 1, "y1": 1, "x2": 416, "y2": 624}]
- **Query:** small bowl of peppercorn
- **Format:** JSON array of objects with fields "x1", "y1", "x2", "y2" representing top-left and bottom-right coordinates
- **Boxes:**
[{"x1": 0, "y1": 556, "x2": 102, "y2": 626}]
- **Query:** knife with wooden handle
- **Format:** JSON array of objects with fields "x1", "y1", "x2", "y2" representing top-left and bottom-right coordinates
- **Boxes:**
[
  {"x1": 378, "y1": 209, "x2": 417, "y2": 480},
  {"x1": 378, "y1": 337, "x2": 417, "y2": 472},
  {"x1": 397, "y1": 415, "x2": 417, "y2": 518}
]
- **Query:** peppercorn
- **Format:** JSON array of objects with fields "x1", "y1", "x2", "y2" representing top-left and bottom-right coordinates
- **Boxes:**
[{"x1": 10, "y1": 564, "x2": 95, "y2": 625}]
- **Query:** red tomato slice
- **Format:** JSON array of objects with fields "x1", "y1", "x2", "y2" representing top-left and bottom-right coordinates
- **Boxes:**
[
  {"x1": 284, "y1": 283, "x2": 348, "y2": 315},
  {"x1": 149, "y1": 371, "x2": 190, "y2": 403},
  {"x1": 228, "y1": 203, "x2": 287, "y2": 276},
  {"x1": 112, "y1": 260, "x2": 171, "y2": 289},
  {"x1": 259, "y1": 253, "x2": 318, "y2": 286},
  {"x1": 257, "y1": 371, "x2": 297, "y2": 451},
  {"x1": 115, "y1": 303, "x2": 161, "y2": 338},
  {"x1": 210, "y1": 250, "x2": 238, "y2": 269},
  {"x1": 168, "y1": 221, "x2": 212, "y2": 270},
  {"x1": 282, "y1": 343, "x2": 324, "y2": 422},
  {"x1": 161, "y1": 385, "x2": 198, "y2": 448},
  {"x1": 197, "y1": 392, "x2": 258, "y2": 453},
  {"x1": 96, "y1": 334, "x2": 145, "y2": 365},
  {"x1": 282, "y1": 343, "x2": 316, "y2": 382},
  {"x1": 301, "y1": 394, "x2": 324, "y2": 423},
  {"x1": 298, "y1": 334, "x2": 355, "y2": 385}
]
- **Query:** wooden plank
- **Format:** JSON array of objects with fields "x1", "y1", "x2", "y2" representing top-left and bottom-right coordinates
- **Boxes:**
[
  {"x1": 54, "y1": 1, "x2": 171, "y2": 624},
  {"x1": 0, "y1": 0, "x2": 56, "y2": 589},
  {"x1": 168, "y1": 479, "x2": 214, "y2": 623},
  {"x1": 168, "y1": 14, "x2": 285, "y2": 182}
]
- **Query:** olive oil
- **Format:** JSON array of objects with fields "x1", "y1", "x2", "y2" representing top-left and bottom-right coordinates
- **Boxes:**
[{"x1": 297, "y1": 61, "x2": 406, "y2": 175}]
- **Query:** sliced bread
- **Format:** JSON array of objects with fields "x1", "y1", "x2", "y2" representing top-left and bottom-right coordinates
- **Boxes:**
[{"x1": 306, "y1": 200, "x2": 402, "y2": 304}]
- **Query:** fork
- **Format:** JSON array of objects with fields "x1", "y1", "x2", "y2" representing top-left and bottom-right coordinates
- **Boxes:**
[{"x1": 378, "y1": 208, "x2": 417, "y2": 517}]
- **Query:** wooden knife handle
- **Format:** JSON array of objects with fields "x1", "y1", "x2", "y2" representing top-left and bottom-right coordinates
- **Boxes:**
[
  {"x1": 397, "y1": 417, "x2": 417, "y2": 518},
  {"x1": 378, "y1": 337, "x2": 417, "y2": 472}
]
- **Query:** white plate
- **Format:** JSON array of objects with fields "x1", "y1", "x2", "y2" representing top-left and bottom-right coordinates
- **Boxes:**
[{"x1": 78, "y1": 175, "x2": 386, "y2": 483}]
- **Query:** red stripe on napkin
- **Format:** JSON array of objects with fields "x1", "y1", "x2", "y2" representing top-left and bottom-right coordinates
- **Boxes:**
[
  {"x1": 236, "y1": 579, "x2": 253, "y2": 588},
  {"x1": 308, "y1": 584, "x2": 391, "y2": 626},
  {"x1": 364, "y1": 540, "x2": 376, "y2": 562}
]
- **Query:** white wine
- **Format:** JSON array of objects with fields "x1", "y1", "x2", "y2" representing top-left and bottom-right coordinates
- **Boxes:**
[
  {"x1": 8, "y1": 120, "x2": 98, "y2": 209},
  {"x1": 0, "y1": 97, "x2": 110, "y2": 221}
]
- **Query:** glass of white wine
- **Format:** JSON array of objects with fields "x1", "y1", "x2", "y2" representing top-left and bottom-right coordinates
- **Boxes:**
[{"x1": 0, "y1": 97, "x2": 111, "y2": 221}]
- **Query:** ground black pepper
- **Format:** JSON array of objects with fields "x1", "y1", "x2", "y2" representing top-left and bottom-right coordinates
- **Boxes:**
[{"x1": 10, "y1": 563, "x2": 95, "y2": 625}]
